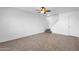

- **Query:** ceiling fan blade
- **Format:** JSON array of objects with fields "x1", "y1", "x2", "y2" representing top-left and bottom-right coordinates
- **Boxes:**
[
  {"x1": 35, "y1": 9, "x2": 40, "y2": 11},
  {"x1": 47, "y1": 10, "x2": 51, "y2": 12}
]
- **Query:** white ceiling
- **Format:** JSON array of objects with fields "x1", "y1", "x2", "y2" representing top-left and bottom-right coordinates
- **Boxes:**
[{"x1": 16, "y1": 7, "x2": 79, "y2": 15}]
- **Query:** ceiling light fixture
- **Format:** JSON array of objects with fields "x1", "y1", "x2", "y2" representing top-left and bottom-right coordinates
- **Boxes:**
[{"x1": 36, "y1": 7, "x2": 51, "y2": 14}]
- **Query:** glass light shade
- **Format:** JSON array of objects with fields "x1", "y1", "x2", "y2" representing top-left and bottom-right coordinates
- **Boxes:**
[{"x1": 40, "y1": 11, "x2": 45, "y2": 14}]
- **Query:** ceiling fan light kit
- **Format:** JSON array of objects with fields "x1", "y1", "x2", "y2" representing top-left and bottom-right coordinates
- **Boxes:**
[{"x1": 37, "y1": 7, "x2": 51, "y2": 14}]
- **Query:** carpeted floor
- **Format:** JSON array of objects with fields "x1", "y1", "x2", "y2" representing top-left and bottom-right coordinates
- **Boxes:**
[{"x1": 0, "y1": 32, "x2": 79, "y2": 51}]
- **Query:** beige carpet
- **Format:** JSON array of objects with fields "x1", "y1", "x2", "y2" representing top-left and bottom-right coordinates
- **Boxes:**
[{"x1": 0, "y1": 32, "x2": 79, "y2": 51}]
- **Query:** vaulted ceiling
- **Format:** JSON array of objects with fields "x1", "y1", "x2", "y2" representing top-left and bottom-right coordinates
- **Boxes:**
[{"x1": 15, "y1": 7, "x2": 79, "y2": 15}]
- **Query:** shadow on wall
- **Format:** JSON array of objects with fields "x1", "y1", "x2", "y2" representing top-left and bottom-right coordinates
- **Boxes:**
[{"x1": 46, "y1": 14, "x2": 59, "y2": 33}]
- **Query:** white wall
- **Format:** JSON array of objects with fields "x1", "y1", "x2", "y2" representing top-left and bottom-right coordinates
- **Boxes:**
[
  {"x1": 68, "y1": 12, "x2": 79, "y2": 37},
  {"x1": 52, "y1": 11, "x2": 79, "y2": 37},
  {"x1": 46, "y1": 15, "x2": 59, "y2": 29},
  {"x1": 0, "y1": 7, "x2": 47, "y2": 42},
  {"x1": 51, "y1": 13, "x2": 68, "y2": 35}
]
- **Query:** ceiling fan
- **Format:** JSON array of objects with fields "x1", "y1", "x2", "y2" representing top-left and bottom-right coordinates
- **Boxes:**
[{"x1": 36, "y1": 7, "x2": 51, "y2": 14}]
